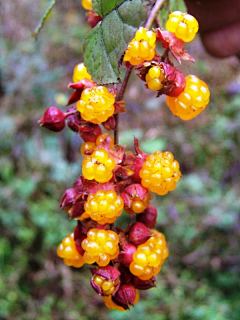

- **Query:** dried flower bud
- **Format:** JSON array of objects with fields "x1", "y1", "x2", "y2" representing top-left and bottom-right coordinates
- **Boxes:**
[
  {"x1": 112, "y1": 284, "x2": 137, "y2": 310},
  {"x1": 102, "y1": 115, "x2": 116, "y2": 131},
  {"x1": 119, "y1": 243, "x2": 137, "y2": 267},
  {"x1": 128, "y1": 222, "x2": 151, "y2": 246},
  {"x1": 91, "y1": 266, "x2": 121, "y2": 296},
  {"x1": 136, "y1": 205, "x2": 157, "y2": 228},
  {"x1": 39, "y1": 107, "x2": 65, "y2": 132},
  {"x1": 132, "y1": 276, "x2": 156, "y2": 290}
]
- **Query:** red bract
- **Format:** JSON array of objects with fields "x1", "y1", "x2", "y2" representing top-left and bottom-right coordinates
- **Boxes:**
[
  {"x1": 157, "y1": 29, "x2": 195, "y2": 63},
  {"x1": 67, "y1": 79, "x2": 96, "y2": 106},
  {"x1": 39, "y1": 107, "x2": 66, "y2": 132}
]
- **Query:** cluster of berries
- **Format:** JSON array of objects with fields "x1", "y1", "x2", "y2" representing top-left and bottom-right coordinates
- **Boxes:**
[
  {"x1": 39, "y1": 7, "x2": 209, "y2": 311},
  {"x1": 123, "y1": 11, "x2": 210, "y2": 120},
  {"x1": 39, "y1": 56, "x2": 182, "y2": 308}
]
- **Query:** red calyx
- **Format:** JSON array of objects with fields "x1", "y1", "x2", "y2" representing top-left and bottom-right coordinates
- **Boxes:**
[
  {"x1": 136, "y1": 205, "x2": 157, "y2": 228},
  {"x1": 118, "y1": 243, "x2": 137, "y2": 267},
  {"x1": 39, "y1": 107, "x2": 66, "y2": 132},
  {"x1": 90, "y1": 266, "x2": 121, "y2": 295}
]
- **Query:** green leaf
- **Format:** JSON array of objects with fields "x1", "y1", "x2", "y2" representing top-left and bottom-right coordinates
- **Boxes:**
[
  {"x1": 84, "y1": 0, "x2": 148, "y2": 85},
  {"x1": 32, "y1": 0, "x2": 59, "y2": 39},
  {"x1": 93, "y1": 0, "x2": 126, "y2": 17}
]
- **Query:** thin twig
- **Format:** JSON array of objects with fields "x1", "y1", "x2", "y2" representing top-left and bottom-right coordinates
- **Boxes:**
[{"x1": 145, "y1": 0, "x2": 166, "y2": 30}]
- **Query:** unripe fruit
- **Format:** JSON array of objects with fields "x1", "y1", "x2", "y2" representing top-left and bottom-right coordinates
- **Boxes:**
[
  {"x1": 76, "y1": 86, "x2": 115, "y2": 124},
  {"x1": 166, "y1": 11, "x2": 199, "y2": 42},
  {"x1": 166, "y1": 75, "x2": 210, "y2": 120},
  {"x1": 124, "y1": 27, "x2": 156, "y2": 66},
  {"x1": 139, "y1": 151, "x2": 181, "y2": 195}
]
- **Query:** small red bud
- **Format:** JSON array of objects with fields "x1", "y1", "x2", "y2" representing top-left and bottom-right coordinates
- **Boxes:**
[
  {"x1": 86, "y1": 10, "x2": 102, "y2": 28},
  {"x1": 128, "y1": 222, "x2": 151, "y2": 246},
  {"x1": 39, "y1": 107, "x2": 65, "y2": 132},
  {"x1": 112, "y1": 284, "x2": 136, "y2": 310},
  {"x1": 136, "y1": 205, "x2": 157, "y2": 228},
  {"x1": 119, "y1": 243, "x2": 137, "y2": 267}
]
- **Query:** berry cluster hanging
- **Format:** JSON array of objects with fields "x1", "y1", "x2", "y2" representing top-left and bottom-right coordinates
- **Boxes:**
[{"x1": 39, "y1": 0, "x2": 210, "y2": 311}]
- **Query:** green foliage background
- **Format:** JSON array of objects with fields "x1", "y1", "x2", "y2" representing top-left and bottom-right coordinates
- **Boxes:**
[{"x1": 1, "y1": 0, "x2": 240, "y2": 319}]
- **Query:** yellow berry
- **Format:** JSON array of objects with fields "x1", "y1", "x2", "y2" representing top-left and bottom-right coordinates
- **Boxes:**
[
  {"x1": 81, "y1": 0, "x2": 92, "y2": 11},
  {"x1": 166, "y1": 75, "x2": 210, "y2": 120},
  {"x1": 82, "y1": 228, "x2": 119, "y2": 267},
  {"x1": 76, "y1": 86, "x2": 115, "y2": 124},
  {"x1": 139, "y1": 151, "x2": 181, "y2": 195},
  {"x1": 56, "y1": 232, "x2": 84, "y2": 268},
  {"x1": 72, "y1": 63, "x2": 92, "y2": 83},
  {"x1": 124, "y1": 27, "x2": 156, "y2": 66},
  {"x1": 129, "y1": 230, "x2": 168, "y2": 279},
  {"x1": 166, "y1": 11, "x2": 199, "y2": 42},
  {"x1": 146, "y1": 66, "x2": 166, "y2": 91},
  {"x1": 84, "y1": 190, "x2": 124, "y2": 225},
  {"x1": 82, "y1": 148, "x2": 116, "y2": 183}
]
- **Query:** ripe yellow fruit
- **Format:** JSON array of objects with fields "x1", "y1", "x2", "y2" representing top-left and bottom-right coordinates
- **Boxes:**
[
  {"x1": 124, "y1": 27, "x2": 156, "y2": 66},
  {"x1": 166, "y1": 11, "x2": 199, "y2": 42},
  {"x1": 166, "y1": 75, "x2": 210, "y2": 120}
]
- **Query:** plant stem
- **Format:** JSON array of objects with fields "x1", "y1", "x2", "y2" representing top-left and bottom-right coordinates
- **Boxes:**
[
  {"x1": 145, "y1": 0, "x2": 166, "y2": 30},
  {"x1": 114, "y1": 65, "x2": 134, "y2": 144},
  {"x1": 113, "y1": 0, "x2": 166, "y2": 144}
]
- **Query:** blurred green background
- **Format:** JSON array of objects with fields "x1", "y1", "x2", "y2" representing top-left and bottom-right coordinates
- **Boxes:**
[{"x1": 1, "y1": 1, "x2": 240, "y2": 319}]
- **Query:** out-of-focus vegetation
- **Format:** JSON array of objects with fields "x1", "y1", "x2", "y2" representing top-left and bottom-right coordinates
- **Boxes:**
[{"x1": 1, "y1": 1, "x2": 240, "y2": 319}]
